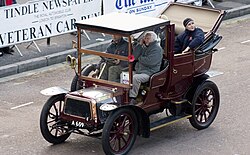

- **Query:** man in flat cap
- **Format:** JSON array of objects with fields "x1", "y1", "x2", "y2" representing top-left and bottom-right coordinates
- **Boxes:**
[{"x1": 174, "y1": 18, "x2": 204, "y2": 54}]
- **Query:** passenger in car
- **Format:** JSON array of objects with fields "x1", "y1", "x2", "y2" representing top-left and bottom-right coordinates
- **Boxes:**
[
  {"x1": 174, "y1": 18, "x2": 205, "y2": 54},
  {"x1": 129, "y1": 31, "x2": 163, "y2": 105},
  {"x1": 99, "y1": 35, "x2": 128, "y2": 82}
]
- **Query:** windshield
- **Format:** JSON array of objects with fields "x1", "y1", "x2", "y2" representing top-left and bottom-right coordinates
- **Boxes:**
[
  {"x1": 77, "y1": 32, "x2": 131, "y2": 88},
  {"x1": 77, "y1": 27, "x2": 166, "y2": 88}
]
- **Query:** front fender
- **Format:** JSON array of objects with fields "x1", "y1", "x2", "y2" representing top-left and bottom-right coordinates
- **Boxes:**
[
  {"x1": 206, "y1": 70, "x2": 223, "y2": 78},
  {"x1": 40, "y1": 86, "x2": 69, "y2": 96}
]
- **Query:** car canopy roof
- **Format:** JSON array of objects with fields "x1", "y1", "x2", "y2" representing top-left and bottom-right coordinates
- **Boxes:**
[{"x1": 75, "y1": 12, "x2": 170, "y2": 36}]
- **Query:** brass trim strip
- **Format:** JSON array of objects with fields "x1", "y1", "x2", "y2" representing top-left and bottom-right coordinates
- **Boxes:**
[
  {"x1": 150, "y1": 115, "x2": 192, "y2": 132},
  {"x1": 80, "y1": 75, "x2": 131, "y2": 89}
]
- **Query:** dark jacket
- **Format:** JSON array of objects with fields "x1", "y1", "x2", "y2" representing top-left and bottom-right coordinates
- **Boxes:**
[
  {"x1": 133, "y1": 41, "x2": 163, "y2": 76},
  {"x1": 174, "y1": 27, "x2": 204, "y2": 54},
  {"x1": 106, "y1": 38, "x2": 128, "y2": 68}
]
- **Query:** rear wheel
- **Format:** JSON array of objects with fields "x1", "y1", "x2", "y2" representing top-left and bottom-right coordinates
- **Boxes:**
[
  {"x1": 189, "y1": 80, "x2": 220, "y2": 130},
  {"x1": 102, "y1": 108, "x2": 138, "y2": 155},
  {"x1": 40, "y1": 94, "x2": 71, "y2": 144}
]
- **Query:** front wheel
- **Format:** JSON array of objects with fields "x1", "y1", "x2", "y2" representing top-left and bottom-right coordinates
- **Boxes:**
[
  {"x1": 40, "y1": 94, "x2": 71, "y2": 144},
  {"x1": 102, "y1": 108, "x2": 138, "y2": 155},
  {"x1": 189, "y1": 80, "x2": 220, "y2": 130}
]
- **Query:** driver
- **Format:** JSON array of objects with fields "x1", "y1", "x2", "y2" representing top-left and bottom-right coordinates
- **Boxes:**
[{"x1": 99, "y1": 35, "x2": 128, "y2": 82}]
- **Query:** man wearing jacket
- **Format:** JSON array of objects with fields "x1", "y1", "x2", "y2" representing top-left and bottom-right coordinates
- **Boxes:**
[
  {"x1": 174, "y1": 18, "x2": 205, "y2": 54},
  {"x1": 100, "y1": 35, "x2": 128, "y2": 81},
  {"x1": 130, "y1": 31, "x2": 163, "y2": 104}
]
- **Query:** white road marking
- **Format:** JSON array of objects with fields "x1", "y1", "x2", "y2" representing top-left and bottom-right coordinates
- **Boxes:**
[
  {"x1": 10, "y1": 102, "x2": 34, "y2": 110},
  {"x1": 1, "y1": 135, "x2": 10, "y2": 138},
  {"x1": 241, "y1": 40, "x2": 250, "y2": 44},
  {"x1": 218, "y1": 47, "x2": 225, "y2": 51},
  {"x1": 13, "y1": 81, "x2": 28, "y2": 85}
]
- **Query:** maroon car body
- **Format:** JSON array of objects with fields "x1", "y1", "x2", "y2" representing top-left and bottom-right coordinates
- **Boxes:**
[{"x1": 40, "y1": 3, "x2": 226, "y2": 155}]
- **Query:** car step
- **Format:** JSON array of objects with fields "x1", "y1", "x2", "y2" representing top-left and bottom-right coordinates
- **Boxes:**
[{"x1": 150, "y1": 114, "x2": 192, "y2": 131}]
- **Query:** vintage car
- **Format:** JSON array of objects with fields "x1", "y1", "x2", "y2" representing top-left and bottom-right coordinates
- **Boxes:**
[{"x1": 40, "y1": 3, "x2": 226, "y2": 155}]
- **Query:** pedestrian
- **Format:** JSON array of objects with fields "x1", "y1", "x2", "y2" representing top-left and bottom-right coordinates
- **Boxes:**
[
  {"x1": 129, "y1": 31, "x2": 163, "y2": 104},
  {"x1": 0, "y1": 0, "x2": 16, "y2": 57},
  {"x1": 174, "y1": 18, "x2": 205, "y2": 54}
]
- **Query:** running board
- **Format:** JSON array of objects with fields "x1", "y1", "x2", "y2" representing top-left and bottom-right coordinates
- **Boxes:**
[{"x1": 150, "y1": 114, "x2": 192, "y2": 131}]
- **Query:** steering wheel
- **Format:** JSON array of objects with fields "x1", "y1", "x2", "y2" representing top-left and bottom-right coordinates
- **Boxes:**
[{"x1": 100, "y1": 56, "x2": 115, "y2": 63}]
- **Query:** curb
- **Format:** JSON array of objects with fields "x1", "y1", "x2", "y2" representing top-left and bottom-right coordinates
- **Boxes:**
[
  {"x1": 224, "y1": 4, "x2": 250, "y2": 20},
  {"x1": 0, "y1": 49, "x2": 77, "y2": 78},
  {"x1": 0, "y1": 40, "x2": 110, "y2": 78}
]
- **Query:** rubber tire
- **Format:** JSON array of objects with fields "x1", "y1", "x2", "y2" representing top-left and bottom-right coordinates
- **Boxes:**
[
  {"x1": 70, "y1": 64, "x2": 96, "y2": 91},
  {"x1": 40, "y1": 94, "x2": 71, "y2": 144},
  {"x1": 189, "y1": 80, "x2": 220, "y2": 130},
  {"x1": 102, "y1": 108, "x2": 138, "y2": 155}
]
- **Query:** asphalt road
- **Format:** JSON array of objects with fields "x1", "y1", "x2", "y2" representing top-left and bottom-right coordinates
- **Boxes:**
[{"x1": 0, "y1": 16, "x2": 250, "y2": 155}]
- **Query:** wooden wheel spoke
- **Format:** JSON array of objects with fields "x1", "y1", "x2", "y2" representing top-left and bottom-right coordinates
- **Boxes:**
[
  {"x1": 53, "y1": 104, "x2": 59, "y2": 116},
  {"x1": 49, "y1": 127, "x2": 54, "y2": 133},
  {"x1": 201, "y1": 91, "x2": 207, "y2": 100},
  {"x1": 47, "y1": 119, "x2": 56, "y2": 124},
  {"x1": 111, "y1": 137, "x2": 118, "y2": 151},
  {"x1": 203, "y1": 111, "x2": 208, "y2": 122},
  {"x1": 59, "y1": 101, "x2": 62, "y2": 114},
  {"x1": 124, "y1": 120, "x2": 132, "y2": 129},
  {"x1": 199, "y1": 112, "x2": 204, "y2": 122},
  {"x1": 121, "y1": 115, "x2": 128, "y2": 127},
  {"x1": 48, "y1": 112, "x2": 56, "y2": 119},
  {"x1": 205, "y1": 109, "x2": 211, "y2": 116},
  {"x1": 118, "y1": 137, "x2": 122, "y2": 150},
  {"x1": 121, "y1": 135, "x2": 128, "y2": 145},
  {"x1": 110, "y1": 134, "x2": 117, "y2": 143},
  {"x1": 208, "y1": 95, "x2": 214, "y2": 102},
  {"x1": 195, "y1": 106, "x2": 202, "y2": 114},
  {"x1": 207, "y1": 90, "x2": 213, "y2": 96},
  {"x1": 197, "y1": 96, "x2": 203, "y2": 103},
  {"x1": 197, "y1": 108, "x2": 203, "y2": 117}
]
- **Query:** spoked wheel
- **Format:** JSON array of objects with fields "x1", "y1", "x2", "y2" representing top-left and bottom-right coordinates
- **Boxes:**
[
  {"x1": 40, "y1": 94, "x2": 71, "y2": 144},
  {"x1": 70, "y1": 64, "x2": 97, "y2": 91},
  {"x1": 102, "y1": 108, "x2": 138, "y2": 155},
  {"x1": 189, "y1": 80, "x2": 220, "y2": 130}
]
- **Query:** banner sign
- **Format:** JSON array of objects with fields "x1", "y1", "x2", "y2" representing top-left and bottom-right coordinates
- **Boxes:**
[
  {"x1": 104, "y1": 0, "x2": 174, "y2": 17},
  {"x1": 0, "y1": 0, "x2": 101, "y2": 47}
]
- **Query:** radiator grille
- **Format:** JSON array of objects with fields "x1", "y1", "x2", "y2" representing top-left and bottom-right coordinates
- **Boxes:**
[{"x1": 64, "y1": 98, "x2": 91, "y2": 118}]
